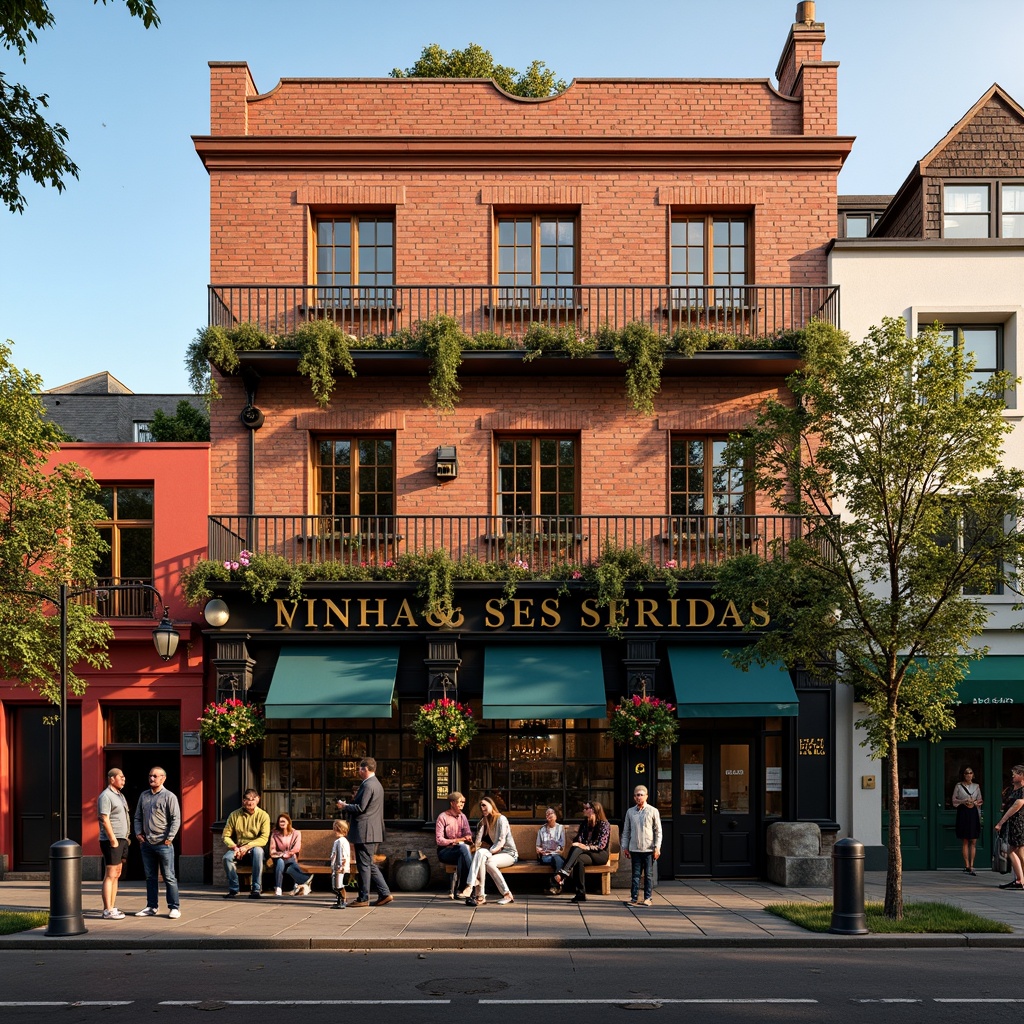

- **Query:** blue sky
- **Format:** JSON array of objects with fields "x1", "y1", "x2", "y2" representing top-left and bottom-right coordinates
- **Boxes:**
[{"x1": 4, "y1": 0, "x2": 1024, "y2": 394}]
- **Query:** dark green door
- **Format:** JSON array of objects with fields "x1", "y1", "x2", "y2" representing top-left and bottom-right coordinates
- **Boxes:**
[{"x1": 883, "y1": 742, "x2": 928, "y2": 870}]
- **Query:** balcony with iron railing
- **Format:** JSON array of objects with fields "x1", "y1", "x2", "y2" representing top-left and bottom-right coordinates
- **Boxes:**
[
  {"x1": 208, "y1": 283, "x2": 839, "y2": 341},
  {"x1": 71, "y1": 577, "x2": 156, "y2": 619},
  {"x1": 208, "y1": 514, "x2": 835, "y2": 572}
]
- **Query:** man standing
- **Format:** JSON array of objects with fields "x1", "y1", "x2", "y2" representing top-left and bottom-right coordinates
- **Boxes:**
[
  {"x1": 621, "y1": 784, "x2": 662, "y2": 907},
  {"x1": 97, "y1": 767, "x2": 131, "y2": 920},
  {"x1": 337, "y1": 757, "x2": 392, "y2": 907},
  {"x1": 133, "y1": 766, "x2": 181, "y2": 918},
  {"x1": 222, "y1": 788, "x2": 271, "y2": 899}
]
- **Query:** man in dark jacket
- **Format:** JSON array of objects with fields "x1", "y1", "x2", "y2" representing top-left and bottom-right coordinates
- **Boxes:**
[{"x1": 337, "y1": 757, "x2": 393, "y2": 907}]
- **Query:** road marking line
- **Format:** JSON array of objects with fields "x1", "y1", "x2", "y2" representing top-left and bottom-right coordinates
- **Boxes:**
[
  {"x1": 0, "y1": 1003, "x2": 134, "y2": 1008},
  {"x1": 934, "y1": 999, "x2": 1024, "y2": 1003},
  {"x1": 159, "y1": 1001, "x2": 451, "y2": 1006},
  {"x1": 855, "y1": 999, "x2": 922, "y2": 1003},
  {"x1": 480, "y1": 999, "x2": 818, "y2": 1005}
]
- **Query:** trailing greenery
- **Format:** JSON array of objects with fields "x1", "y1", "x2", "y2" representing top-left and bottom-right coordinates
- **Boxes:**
[
  {"x1": 522, "y1": 322, "x2": 596, "y2": 362},
  {"x1": 181, "y1": 543, "x2": 722, "y2": 632},
  {"x1": 416, "y1": 314, "x2": 466, "y2": 412},
  {"x1": 411, "y1": 697, "x2": 479, "y2": 750},
  {"x1": 765, "y1": 901, "x2": 1012, "y2": 935},
  {"x1": 186, "y1": 315, "x2": 834, "y2": 414},
  {"x1": 293, "y1": 320, "x2": 356, "y2": 407}
]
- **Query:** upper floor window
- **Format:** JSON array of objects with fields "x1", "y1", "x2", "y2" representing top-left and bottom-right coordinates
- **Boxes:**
[
  {"x1": 316, "y1": 216, "x2": 394, "y2": 306},
  {"x1": 94, "y1": 485, "x2": 154, "y2": 617},
  {"x1": 937, "y1": 325, "x2": 1002, "y2": 392},
  {"x1": 496, "y1": 215, "x2": 577, "y2": 308},
  {"x1": 496, "y1": 436, "x2": 578, "y2": 521},
  {"x1": 943, "y1": 183, "x2": 1024, "y2": 238},
  {"x1": 315, "y1": 437, "x2": 395, "y2": 532},
  {"x1": 670, "y1": 215, "x2": 748, "y2": 306},
  {"x1": 133, "y1": 421, "x2": 153, "y2": 443},
  {"x1": 841, "y1": 211, "x2": 881, "y2": 238},
  {"x1": 670, "y1": 438, "x2": 747, "y2": 519}
]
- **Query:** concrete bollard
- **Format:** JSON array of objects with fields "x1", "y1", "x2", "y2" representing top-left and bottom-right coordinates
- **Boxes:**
[
  {"x1": 45, "y1": 839, "x2": 88, "y2": 937},
  {"x1": 829, "y1": 836, "x2": 867, "y2": 934}
]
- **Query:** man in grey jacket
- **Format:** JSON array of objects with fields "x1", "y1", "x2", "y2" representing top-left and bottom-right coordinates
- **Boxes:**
[
  {"x1": 133, "y1": 766, "x2": 182, "y2": 918},
  {"x1": 337, "y1": 757, "x2": 393, "y2": 907},
  {"x1": 621, "y1": 785, "x2": 662, "y2": 907}
]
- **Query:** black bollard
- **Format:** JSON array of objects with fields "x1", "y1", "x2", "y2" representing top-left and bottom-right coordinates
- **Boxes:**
[
  {"x1": 829, "y1": 836, "x2": 867, "y2": 934},
  {"x1": 45, "y1": 839, "x2": 88, "y2": 937}
]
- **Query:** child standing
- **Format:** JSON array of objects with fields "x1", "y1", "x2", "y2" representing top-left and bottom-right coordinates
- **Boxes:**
[{"x1": 330, "y1": 819, "x2": 351, "y2": 909}]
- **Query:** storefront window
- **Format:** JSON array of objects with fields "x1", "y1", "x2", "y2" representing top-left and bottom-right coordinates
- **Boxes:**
[
  {"x1": 107, "y1": 707, "x2": 180, "y2": 745},
  {"x1": 467, "y1": 714, "x2": 614, "y2": 820},
  {"x1": 261, "y1": 700, "x2": 423, "y2": 822}
]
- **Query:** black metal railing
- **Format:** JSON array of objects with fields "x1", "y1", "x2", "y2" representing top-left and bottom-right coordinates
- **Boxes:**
[
  {"x1": 208, "y1": 284, "x2": 839, "y2": 341},
  {"x1": 208, "y1": 514, "x2": 834, "y2": 571},
  {"x1": 72, "y1": 577, "x2": 156, "y2": 618}
]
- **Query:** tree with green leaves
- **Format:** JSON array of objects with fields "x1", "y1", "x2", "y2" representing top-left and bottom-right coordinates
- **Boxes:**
[
  {"x1": 149, "y1": 400, "x2": 209, "y2": 441},
  {"x1": 714, "y1": 317, "x2": 1024, "y2": 918},
  {"x1": 0, "y1": 340, "x2": 112, "y2": 704},
  {"x1": 1, "y1": 0, "x2": 159, "y2": 213},
  {"x1": 391, "y1": 43, "x2": 566, "y2": 98}
]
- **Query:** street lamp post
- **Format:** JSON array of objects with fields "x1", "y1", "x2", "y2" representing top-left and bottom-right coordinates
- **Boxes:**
[{"x1": 18, "y1": 583, "x2": 180, "y2": 937}]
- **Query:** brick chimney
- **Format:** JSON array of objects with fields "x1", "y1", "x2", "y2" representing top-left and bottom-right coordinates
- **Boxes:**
[
  {"x1": 775, "y1": 2, "x2": 837, "y2": 135},
  {"x1": 209, "y1": 61, "x2": 258, "y2": 136}
]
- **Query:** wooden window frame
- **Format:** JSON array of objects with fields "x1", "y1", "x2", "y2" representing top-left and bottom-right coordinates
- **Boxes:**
[
  {"x1": 92, "y1": 484, "x2": 155, "y2": 617},
  {"x1": 494, "y1": 212, "x2": 579, "y2": 310},
  {"x1": 312, "y1": 435, "x2": 396, "y2": 537},
  {"x1": 669, "y1": 436, "x2": 750, "y2": 520},
  {"x1": 669, "y1": 213, "x2": 751, "y2": 309},
  {"x1": 313, "y1": 213, "x2": 395, "y2": 308},
  {"x1": 495, "y1": 434, "x2": 580, "y2": 522}
]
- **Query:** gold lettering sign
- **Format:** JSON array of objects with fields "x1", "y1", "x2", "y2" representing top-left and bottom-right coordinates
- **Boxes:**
[
  {"x1": 798, "y1": 738, "x2": 826, "y2": 756},
  {"x1": 271, "y1": 594, "x2": 771, "y2": 633}
]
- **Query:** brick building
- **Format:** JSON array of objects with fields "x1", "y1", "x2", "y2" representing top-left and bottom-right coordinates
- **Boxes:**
[{"x1": 192, "y1": 2, "x2": 851, "y2": 880}]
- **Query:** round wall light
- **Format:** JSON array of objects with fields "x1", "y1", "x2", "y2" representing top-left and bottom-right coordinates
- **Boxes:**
[{"x1": 203, "y1": 598, "x2": 230, "y2": 628}]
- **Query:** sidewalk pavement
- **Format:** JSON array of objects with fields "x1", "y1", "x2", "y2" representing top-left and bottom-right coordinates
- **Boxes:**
[{"x1": 2, "y1": 870, "x2": 1023, "y2": 949}]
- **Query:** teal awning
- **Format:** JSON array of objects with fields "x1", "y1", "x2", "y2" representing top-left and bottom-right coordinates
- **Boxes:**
[
  {"x1": 667, "y1": 646, "x2": 799, "y2": 718},
  {"x1": 913, "y1": 656, "x2": 1024, "y2": 706},
  {"x1": 483, "y1": 645, "x2": 607, "y2": 719},
  {"x1": 265, "y1": 646, "x2": 399, "y2": 719}
]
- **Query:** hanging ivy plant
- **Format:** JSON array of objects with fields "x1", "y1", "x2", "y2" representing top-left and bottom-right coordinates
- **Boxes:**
[
  {"x1": 293, "y1": 320, "x2": 356, "y2": 408},
  {"x1": 416, "y1": 314, "x2": 466, "y2": 412},
  {"x1": 608, "y1": 321, "x2": 665, "y2": 416}
]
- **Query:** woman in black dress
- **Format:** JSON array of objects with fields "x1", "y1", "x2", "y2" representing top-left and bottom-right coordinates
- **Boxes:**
[
  {"x1": 994, "y1": 765, "x2": 1024, "y2": 890},
  {"x1": 951, "y1": 766, "x2": 983, "y2": 875}
]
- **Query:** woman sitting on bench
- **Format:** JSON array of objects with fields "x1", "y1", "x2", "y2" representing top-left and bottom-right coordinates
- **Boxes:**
[
  {"x1": 552, "y1": 800, "x2": 610, "y2": 903},
  {"x1": 466, "y1": 795, "x2": 518, "y2": 907}
]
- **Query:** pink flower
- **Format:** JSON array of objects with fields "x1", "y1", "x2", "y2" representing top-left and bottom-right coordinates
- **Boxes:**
[
  {"x1": 572, "y1": 570, "x2": 582, "y2": 579},
  {"x1": 664, "y1": 559, "x2": 677, "y2": 569}
]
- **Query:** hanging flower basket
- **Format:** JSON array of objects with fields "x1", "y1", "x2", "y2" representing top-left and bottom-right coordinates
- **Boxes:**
[
  {"x1": 608, "y1": 695, "x2": 679, "y2": 747},
  {"x1": 411, "y1": 697, "x2": 478, "y2": 751},
  {"x1": 198, "y1": 698, "x2": 266, "y2": 750}
]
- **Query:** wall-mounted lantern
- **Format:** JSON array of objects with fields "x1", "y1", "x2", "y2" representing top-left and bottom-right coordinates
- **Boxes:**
[{"x1": 435, "y1": 445, "x2": 458, "y2": 479}]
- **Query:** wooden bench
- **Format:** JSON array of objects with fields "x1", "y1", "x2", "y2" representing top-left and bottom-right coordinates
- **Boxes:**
[
  {"x1": 233, "y1": 829, "x2": 387, "y2": 891},
  {"x1": 443, "y1": 823, "x2": 620, "y2": 895}
]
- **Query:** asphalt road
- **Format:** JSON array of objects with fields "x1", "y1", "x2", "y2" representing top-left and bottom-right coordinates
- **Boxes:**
[{"x1": 1, "y1": 948, "x2": 1021, "y2": 1023}]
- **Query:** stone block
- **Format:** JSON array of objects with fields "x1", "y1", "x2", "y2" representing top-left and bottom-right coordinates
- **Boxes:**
[
  {"x1": 766, "y1": 853, "x2": 832, "y2": 887},
  {"x1": 766, "y1": 821, "x2": 822, "y2": 857}
]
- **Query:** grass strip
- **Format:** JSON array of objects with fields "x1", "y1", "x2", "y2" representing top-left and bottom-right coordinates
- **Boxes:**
[
  {"x1": 0, "y1": 910, "x2": 49, "y2": 935},
  {"x1": 765, "y1": 900, "x2": 1012, "y2": 934}
]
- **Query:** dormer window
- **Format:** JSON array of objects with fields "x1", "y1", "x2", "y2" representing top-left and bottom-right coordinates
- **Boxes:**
[{"x1": 943, "y1": 182, "x2": 1024, "y2": 238}]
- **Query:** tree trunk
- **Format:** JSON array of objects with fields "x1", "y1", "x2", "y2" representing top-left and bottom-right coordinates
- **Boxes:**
[{"x1": 883, "y1": 725, "x2": 903, "y2": 919}]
